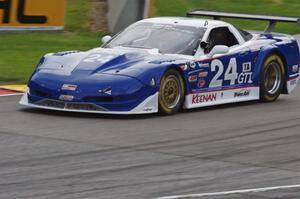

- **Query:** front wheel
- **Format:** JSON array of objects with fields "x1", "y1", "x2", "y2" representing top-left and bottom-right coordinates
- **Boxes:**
[
  {"x1": 158, "y1": 69, "x2": 185, "y2": 115},
  {"x1": 260, "y1": 54, "x2": 285, "y2": 102}
]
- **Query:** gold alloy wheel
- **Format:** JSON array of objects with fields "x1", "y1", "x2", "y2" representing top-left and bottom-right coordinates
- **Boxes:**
[
  {"x1": 260, "y1": 54, "x2": 285, "y2": 102},
  {"x1": 161, "y1": 75, "x2": 181, "y2": 109},
  {"x1": 264, "y1": 61, "x2": 282, "y2": 95}
]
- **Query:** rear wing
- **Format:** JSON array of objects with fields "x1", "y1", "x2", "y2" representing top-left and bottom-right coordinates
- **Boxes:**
[{"x1": 187, "y1": 10, "x2": 300, "y2": 33}]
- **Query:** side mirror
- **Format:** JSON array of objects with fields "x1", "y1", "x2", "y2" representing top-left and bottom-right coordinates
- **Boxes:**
[
  {"x1": 208, "y1": 45, "x2": 229, "y2": 57},
  {"x1": 101, "y1": 35, "x2": 112, "y2": 44}
]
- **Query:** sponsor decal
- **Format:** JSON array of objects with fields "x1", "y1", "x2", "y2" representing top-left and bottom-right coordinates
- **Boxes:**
[
  {"x1": 238, "y1": 73, "x2": 253, "y2": 84},
  {"x1": 143, "y1": 107, "x2": 153, "y2": 112},
  {"x1": 192, "y1": 93, "x2": 217, "y2": 104},
  {"x1": 189, "y1": 61, "x2": 197, "y2": 69},
  {"x1": 199, "y1": 63, "x2": 210, "y2": 68},
  {"x1": 292, "y1": 65, "x2": 299, "y2": 73},
  {"x1": 290, "y1": 79, "x2": 297, "y2": 86},
  {"x1": 59, "y1": 94, "x2": 74, "y2": 101},
  {"x1": 99, "y1": 87, "x2": 112, "y2": 95},
  {"x1": 62, "y1": 84, "x2": 77, "y2": 91},
  {"x1": 238, "y1": 62, "x2": 253, "y2": 84},
  {"x1": 242, "y1": 62, "x2": 252, "y2": 72},
  {"x1": 234, "y1": 89, "x2": 250, "y2": 97},
  {"x1": 197, "y1": 80, "x2": 206, "y2": 88},
  {"x1": 198, "y1": 71, "x2": 208, "y2": 78},
  {"x1": 188, "y1": 75, "x2": 197, "y2": 82}
]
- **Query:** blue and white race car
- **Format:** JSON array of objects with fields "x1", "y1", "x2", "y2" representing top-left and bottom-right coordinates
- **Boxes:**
[{"x1": 20, "y1": 10, "x2": 300, "y2": 115}]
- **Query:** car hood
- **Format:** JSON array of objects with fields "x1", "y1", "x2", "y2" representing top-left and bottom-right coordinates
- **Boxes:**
[{"x1": 37, "y1": 47, "x2": 190, "y2": 78}]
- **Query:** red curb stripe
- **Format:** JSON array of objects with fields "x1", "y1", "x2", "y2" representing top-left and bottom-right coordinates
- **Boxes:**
[{"x1": 0, "y1": 88, "x2": 22, "y2": 95}]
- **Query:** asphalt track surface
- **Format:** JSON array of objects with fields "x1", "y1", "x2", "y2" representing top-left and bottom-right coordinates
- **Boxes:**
[{"x1": 0, "y1": 37, "x2": 300, "y2": 199}]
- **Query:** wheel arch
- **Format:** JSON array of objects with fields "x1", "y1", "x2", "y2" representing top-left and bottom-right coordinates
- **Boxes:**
[
  {"x1": 264, "y1": 49, "x2": 288, "y2": 94},
  {"x1": 158, "y1": 65, "x2": 187, "y2": 115},
  {"x1": 166, "y1": 64, "x2": 188, "y2": 96},
  {"x1": 257, "y1": 46, "x2": 288, "y2": 94}
]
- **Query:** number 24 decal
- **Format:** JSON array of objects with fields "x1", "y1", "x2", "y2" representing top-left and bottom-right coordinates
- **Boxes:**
[
  {"x1": 209, "y1": 58, "x2": 253, "y2": 87},
  {"x1": 83, "y1": 54, "x2": 115, "y2": 63}
]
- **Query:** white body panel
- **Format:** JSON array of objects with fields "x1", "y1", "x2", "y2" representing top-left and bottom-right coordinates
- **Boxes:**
[
  {"x1": 287, "y1": 74, "x2": 299, "y2": 94},
  {"x1": 184, "y1": 87, "x2": 260, "y2": 109}
]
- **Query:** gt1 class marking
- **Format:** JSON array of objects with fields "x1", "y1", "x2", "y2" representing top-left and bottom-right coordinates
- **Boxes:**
[{"x1": 155, "y1": 184, "x2": 300, "y2": 199}]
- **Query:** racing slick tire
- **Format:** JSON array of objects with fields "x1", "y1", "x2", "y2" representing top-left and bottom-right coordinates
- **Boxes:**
[
  {"x1": 260, "y1": 54, "x2": 285, "y2": 102},
  {"x1": 158, "y1": 69, "x2": 185, "y2": 115}
]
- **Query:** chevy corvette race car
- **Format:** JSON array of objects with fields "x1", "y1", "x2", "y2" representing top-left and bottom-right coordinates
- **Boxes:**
[{"x1": 20, "y1": 10, "x2": 300, "y2": 115}]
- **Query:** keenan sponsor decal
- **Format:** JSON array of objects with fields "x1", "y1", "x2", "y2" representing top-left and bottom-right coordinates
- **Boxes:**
[{"x1": 192, "y1": 93, "x2": 217, "y2": 104}]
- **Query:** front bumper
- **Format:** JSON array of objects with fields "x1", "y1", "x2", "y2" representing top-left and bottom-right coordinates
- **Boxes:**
[{"x1": 19, "y1": 92, "x2": 158, "y2": 114}]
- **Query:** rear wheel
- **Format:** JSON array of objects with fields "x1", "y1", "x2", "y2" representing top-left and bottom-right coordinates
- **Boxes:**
[
  {"x1": 260, "y1": 54, "x2": 285, "y2": 102},
  {"x1": 159, "y1": 69, "x2": 185, "y2": 115}
]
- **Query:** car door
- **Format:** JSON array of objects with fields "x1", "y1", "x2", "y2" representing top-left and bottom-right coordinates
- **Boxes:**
[
  {"x1": 186, "y1": 26, "x2": 256, "y2": 108},
  {"x1": 206, "y1": 26, "x2": 254, "y2": 87}
]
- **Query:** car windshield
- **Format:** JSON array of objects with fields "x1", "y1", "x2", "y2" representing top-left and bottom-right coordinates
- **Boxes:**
[{"x1": 105, "y1": 22, "x2": 206, "y2": 56}]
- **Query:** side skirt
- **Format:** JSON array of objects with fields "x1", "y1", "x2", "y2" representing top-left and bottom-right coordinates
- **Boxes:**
[{"x1": 184, "y1": 86, "x2": 260, "y2": 109}]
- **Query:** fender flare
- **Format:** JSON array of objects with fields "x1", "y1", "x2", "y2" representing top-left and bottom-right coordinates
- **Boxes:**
[{"x1": 254, "y1": 45, "x2": 288, "y2": 93}]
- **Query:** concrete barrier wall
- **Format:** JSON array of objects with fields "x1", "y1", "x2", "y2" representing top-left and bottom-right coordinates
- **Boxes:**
[{"x1": 107, "y1": 0, "x2": 149, "y2": 34}]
